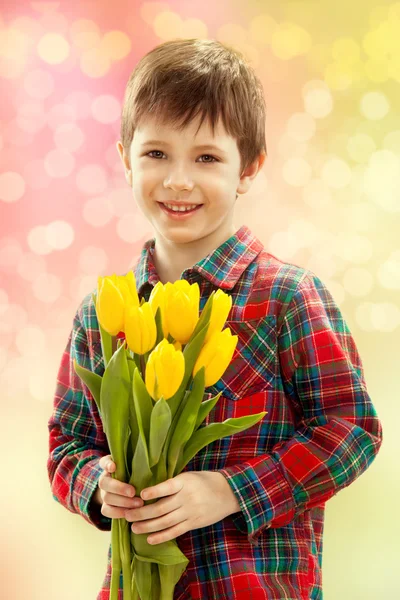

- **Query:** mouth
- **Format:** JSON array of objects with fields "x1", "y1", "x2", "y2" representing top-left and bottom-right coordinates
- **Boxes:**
[{"x1": 158, "y1": 202, "x2": 203, "y2": 219}]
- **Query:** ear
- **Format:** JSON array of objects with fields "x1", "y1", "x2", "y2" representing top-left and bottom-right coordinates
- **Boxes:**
[
  {"x1": 236, "y1": 152, "x2": 267, "y2": 196},
  {"x1": 116, "y1": 141, "x2": 132, "y2": 185}
]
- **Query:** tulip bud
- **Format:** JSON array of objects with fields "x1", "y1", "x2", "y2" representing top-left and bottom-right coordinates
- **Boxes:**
[
  {"x1": 148, "y1": 281, "x2": 168, "y2": 338},
  {"x1": 125, "y1": 302, "x2": 157, "y2": 355},
  {"x1": 204, "y1": 289, "x2": 232, "y2": 343},
  {"x1": 95, "y1": 277, "x2": 125, "y2": 336},
  {"x1": 117, "y1": 272, "x2": 140, "y2": 308},
  {"x1": 164, "y1": 280, "x2": 200, "y2": 344},
  {"x1": 145, "y1": 339, "x2": 185, "y2": 401},
  {"x1": 193, "y1": 328, "x2": 238, "y2": 387}
]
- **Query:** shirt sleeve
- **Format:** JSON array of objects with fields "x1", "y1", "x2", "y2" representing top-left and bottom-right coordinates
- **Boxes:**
[
  {"x1": 218, "y1": 271, "x2": 383, "y2": 546},
  {"x1": 47, "y1": 297, "x2": 112, "y2": 532}
]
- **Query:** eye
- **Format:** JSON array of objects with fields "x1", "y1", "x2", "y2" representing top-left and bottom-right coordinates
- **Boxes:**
[
  {"x1": 147, "y1": 150, "x2": 165, "y2": 159},
  {"x1": 198, "y1": 154, "x2": 218, "y2": 163}
]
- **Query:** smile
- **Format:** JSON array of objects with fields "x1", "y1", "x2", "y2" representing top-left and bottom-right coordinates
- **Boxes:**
[{"x1": 158, "y1": 202, "x2": 203, "y2": 219}]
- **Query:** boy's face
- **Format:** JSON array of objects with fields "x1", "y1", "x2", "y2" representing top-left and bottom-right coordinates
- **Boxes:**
[{"x1": 117, "y1": 112, "x2": 265, "y2": 248}]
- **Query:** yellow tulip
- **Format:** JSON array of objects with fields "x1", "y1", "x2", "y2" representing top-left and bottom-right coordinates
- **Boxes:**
[
  {"x1": 117, "y1": 271, "x2": 140, "y2": 308},
  {"x1": 204, "y1": 289, "x2": 232, "y2": 343},
  {"x1": 164, "y1": 280, "x2": 200, "y2": 344},
  {"x1": 95, "y1": 276, "x2": 125, "y2": 336},
  {"x1": 125, "y1": 302, "x2": 157, "y2": 355},
  {"x1": 145, "y1": 339, "x2": 185, "y2": 401},
  {"x1": 148, "y1": 281, "x2": 168, "y2": 338},
  {"x1": 193, "y1": 328, "x2": 238, "y2": 387}
]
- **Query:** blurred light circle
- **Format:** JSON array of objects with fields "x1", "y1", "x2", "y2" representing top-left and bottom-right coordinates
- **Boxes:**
[
  {"x1": 324, "y1": 61, "x2": 353, "y2": 91},
  {"x1": 282, "y1": 157, "x2": 312, "y2": 187},
  {"x1": 355, "y1": 302, "x2": 375, "y2": 331},
  {"x1": 347, "y1": 133, "x2": 376, "y2": 163},
  {"x1": 70, "y1": 19, "x2": 100, "y2": 50},
  {"x1": 286, "y1": 112, "x2": 316, "y2": 142},
  {"x1": 302, "y1": 80, "x2": 333, "y2": 118},
  {"x1": 365, "y1": 58, "x2": 389, "y2": 83},
  {"x1": 45, "y1": 220, "x2": 75, "y2": 250},
  {"x1": 44, "y1": 149, "x2": 75, "y2": 178},
  {"x1": 106, "y1": 187, "x2": 134, "y2": 217},
  {"x1": 303, "y1": 178, "x2": 332, "y2": 208},
  {"x1": 0, "y1": 238, "x2": 24, "y2": 271},
  {"x1": 345, "y1": 201, "x2": 378, "y2": 232},
  {"x1": 116, "y1": 213, "x2": 152, "y2": 243},
  {"x1": 17, "y1": 252, "x2": 46, "y2": 282},
  {"x1": 37, "y1": 33, "x2": 70, "y2": 64},
  {"x1": 16, "y1": 325, "x2": 46, "y2": 357},
  {"x1": 27, "y1": 226, "x2": 53, "y2": 256},
  {"x1": 80, "y1": 46, "x2": 111, "y2": 78},
  {"x1": 249, "y1": 14, "x2": 278, "y2": 45},
  {"x1": 23, "y1": 159, "x2": 51, "y2": 190},
  {"x1": 268, "y1": 230, "x2": 300, "y2": 261},
  {"x1": 371, "y1": 303, "x2": 400, "y2": 332},
  {"x1": 16, "y1": 101, "x2": 47, "y2": 134},
  {"x1": 99, "y1": 30, "x2": 131, "y2": 60},
  {"x1": 24, "y1": 68, "x2": 55, "y2": 99},
  {"x1": 363, "y1": 149, "x2": 400, "y2": 212},
  {"x1": 54, "y1": 123, "x2": 85, "y2": 152},
  {"x1": 360, "y1": 90, "x2": 390, "y2": 120},
  {"x1": 288, "y1": 218, "x2": 319, "y2": 248},
  {"x1": 321, "y1": 157, "x2": 352, "y2": 189},
  {"x1": 64, "y1": 90, "x2": 93, "y2": 120},
  {"x1": 9, "y1": 15, "x2": 42, "y2": 38},
  {"x1": 342, "y1": 267, "x2": 374, "y2": 297},
  {"x1": 76, "y1": 164, "x2": 107, "y2": 194},
  {"x1": 333, "y1": 232, "x2": 373, "y2": 264},
  {"x1": 82, "y1": 196, "x2": 114, "y2": 227},
  {"x1": 383, "y1": 130, "x2": 400, "y2": 154},
  {"x1": 69, "y1": 274, "x2": 98, "y2": 303},
  {"x1": 270, "y1": 22, "x2": 312, "y2": 60},
  {"x1": 47, "y1": 103, "x2": 77, "y2": 130},
  {"x1": 32, "y1": 273, "x2": 62, "y2": 303},
  {"x1": 0, "y1": 303, "x2": 28, "y2": 333},
  {"x1": 79, "y1": 246, "x2": 109, "y2": 274},
  {"x1": 153, "y1": 11, "x2": 183, "y2": 39},
  {"x1": 3, "y1": 119, "x2": 34, "y2": 147},
  {"x1": 377, "y1": 250, "x2": 400, "y2": 290},
  {"x1": 331, "y1": 37, "x2": 360, "y2": 65},
  {"x1": 91, "y1": 94, "x2": 121, "y2": 124},
  {"x1": 0, "y1": 171, "x2": 25, "y2": 203}
]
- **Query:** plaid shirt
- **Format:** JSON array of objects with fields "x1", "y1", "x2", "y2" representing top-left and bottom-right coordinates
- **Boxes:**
[{"x1": 47, "y1": 224, "x2": 383, "y2": 599}]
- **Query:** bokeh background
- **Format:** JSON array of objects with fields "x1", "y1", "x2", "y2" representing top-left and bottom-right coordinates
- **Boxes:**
[{"x1": 1, "y1": 1, "x2": 398, "y2": 598}]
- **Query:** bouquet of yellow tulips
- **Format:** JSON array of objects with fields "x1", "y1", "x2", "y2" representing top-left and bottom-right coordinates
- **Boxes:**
[{"x1": 74, "y1": 272, "x2": 267, "y2": 600}]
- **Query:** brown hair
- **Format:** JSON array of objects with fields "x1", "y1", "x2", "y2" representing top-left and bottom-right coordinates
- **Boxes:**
[{"x1": 120, "y1": 38, "x2": 267, "y2": 175}]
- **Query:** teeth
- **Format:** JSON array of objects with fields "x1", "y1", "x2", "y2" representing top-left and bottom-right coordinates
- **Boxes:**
[{"x1": 164, "y1": 203, "x2": 198, "y2": 212}]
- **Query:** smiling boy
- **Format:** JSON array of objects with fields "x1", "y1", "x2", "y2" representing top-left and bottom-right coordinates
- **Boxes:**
[{"x1": 47, "y1": 39, "x2": 383, "y2": 599}]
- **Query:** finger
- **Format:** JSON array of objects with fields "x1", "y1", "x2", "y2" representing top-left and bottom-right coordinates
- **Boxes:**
[
  {"x1": 99, "y1": 472, "x2": 137, "y2": 499},
  {"x1": 99, "y1": 455, "x2": 112, "y2": 470},
  {"x1": 146, "y1": 521, "x2": 188, "y2": 546},
  {"x1": 101, "y1": 502, "x2": 134, "y2": 520},
  {"x1": 141, "y1": 477, "x2": 183, "y2": 501},
  {"x1": 104, "y1": 491, "x2": 144, "y2": 509}
]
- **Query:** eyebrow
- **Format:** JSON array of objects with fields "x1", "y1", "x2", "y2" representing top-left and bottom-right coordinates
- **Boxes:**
[{"x1": 140, "y1": 140, "x2": 227, "y2": 155}]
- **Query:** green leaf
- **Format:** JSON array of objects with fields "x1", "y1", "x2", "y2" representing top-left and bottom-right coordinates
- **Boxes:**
[
  {"x1": 194, "y1": 392, "x2": 222, "y2": 430},
  {"x1": 159, "y1": 562, "x2": 188, "y2": 599},
  {"x1": 154, "y1": 307, "x2": 164, "y2": 346},
  {"x1": 130, "y1": 367, "x2": 152, "y2": 494},
  {"x1": 149, "y1": 398, "x2": 172, "y2": 468},
  {"x1": 167, "y1": 368, "x2": 205, "y2": 478},
  {"x1": 100, "y1": 343, "x2": 131, "y2": 483},
  {"x1": 131, "y1": 428, "x2": 152, "y2": 494},
  {"x1": 176, "y1": 412, "x2": 267, "y2": 473},
  {"x1": 132, "y1": 367, "x2": 153, "y2": 446},
  {"x1": 73, "y1": 360, "x2": 102, "y2": 413},
  {"x1": 133, "y1": 556, "x2": 152, "y2": 599},
  {"x1": 132, "y1": 533, "x2": 189, "y2": 567},
  {"x1": 92, "y1": 292, "x2": 113, "y2": 369}
]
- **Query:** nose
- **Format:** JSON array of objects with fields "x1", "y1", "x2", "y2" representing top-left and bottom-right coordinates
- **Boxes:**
[{"x1": 163, "y1": 164, "x2": 194, "y2": 192}]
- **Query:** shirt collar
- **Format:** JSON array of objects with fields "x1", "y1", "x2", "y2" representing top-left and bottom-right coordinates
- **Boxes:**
[{"x1": 133, "y1": 224, "x2": 264, "y2": 293}]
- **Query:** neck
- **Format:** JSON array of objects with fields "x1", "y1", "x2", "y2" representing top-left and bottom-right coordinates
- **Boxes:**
[{"x1": 152, "y1": 224, "x2": 238, "y2": 284}]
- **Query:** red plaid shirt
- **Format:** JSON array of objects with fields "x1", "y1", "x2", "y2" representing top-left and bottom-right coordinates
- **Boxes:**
[{"x1": 47, "y1": 225, "x2": 383, "y2": 599}]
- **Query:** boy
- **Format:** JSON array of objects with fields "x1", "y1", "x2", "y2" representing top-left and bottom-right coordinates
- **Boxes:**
[{"x1": 47, "y1": 38, "x2": 383, "y2": 599}]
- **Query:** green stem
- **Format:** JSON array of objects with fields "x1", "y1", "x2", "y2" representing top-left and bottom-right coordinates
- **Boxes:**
[
  {"x1": 110, "y1": 519, "x2": 122, "y2": 600},
  {"x1": 119, "y1": 519, "x2": 132, "y2": 600}
]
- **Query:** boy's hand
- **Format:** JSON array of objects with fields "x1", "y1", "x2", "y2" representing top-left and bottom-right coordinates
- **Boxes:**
[
  {"x1": 124, "y1": 471, "x2": 241, "y2": 545},
  {"x1": 95, "y1": 455, "x2": 144, "y2": 518}
]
